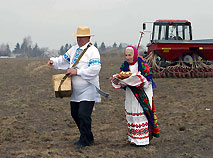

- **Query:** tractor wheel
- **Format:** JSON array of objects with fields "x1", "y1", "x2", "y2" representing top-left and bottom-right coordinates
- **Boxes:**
[{"x1": 183, "y1": 55, "x2": 193, "y2": 67}]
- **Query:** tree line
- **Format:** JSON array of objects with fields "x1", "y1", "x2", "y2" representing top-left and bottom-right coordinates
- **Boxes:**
[
  {"x1": 0, "y1": 36, "x2": 47, "y2": 58},
  {"x1": 0, "y1": 36, "x2": 126, "y2": 58},
  {"x1": 59, "y1": 41, "x2": 124, "y2": 55}
]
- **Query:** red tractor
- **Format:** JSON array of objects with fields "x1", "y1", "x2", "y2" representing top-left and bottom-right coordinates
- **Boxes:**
[{"x1": 142, "y1": 20, "x2": 213, "y2": 77}]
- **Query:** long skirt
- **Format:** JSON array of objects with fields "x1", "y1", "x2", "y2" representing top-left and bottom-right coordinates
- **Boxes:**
[{"x1": 125, "y1": 85, "x2": 153, "y2": 145}]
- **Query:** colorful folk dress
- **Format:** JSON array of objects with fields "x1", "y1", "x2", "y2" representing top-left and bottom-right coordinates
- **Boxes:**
[{"x1": 112, "y1": 57, "x2": 160, "y2": 145}]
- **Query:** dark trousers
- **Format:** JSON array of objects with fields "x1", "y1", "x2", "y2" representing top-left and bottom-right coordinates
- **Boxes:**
[{"x1": 70, "y1": 101, "x2": 95, "y2": 145}]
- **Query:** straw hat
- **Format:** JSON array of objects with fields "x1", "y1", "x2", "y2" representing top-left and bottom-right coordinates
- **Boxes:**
[{"x1": 72, "y1": 26, "x2": 94, "y2": 37}]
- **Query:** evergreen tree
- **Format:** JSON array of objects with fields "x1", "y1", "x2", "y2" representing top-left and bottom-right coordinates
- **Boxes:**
[
  {"x1": 94, "y1": 42, "x2": 98, "y2": 48},
  {"x1": 32, "y1": 43, "x2": 42, "y2": 57},
  {"x1": 113, "y1": 42, "x2": 117, "y2": 48},
  {"x1": 58, "y1": 43, "x2": 72, "y2": 55},
  {"x1": 64, "y1": 43, "x2": 69, "y2": 52},
  {"x1": 69, "y1": 44, "x2": 72, "y2": 49},
  {"x1": 119, "y1": 43, "x2": 123, "y2": 49},
  {"x1": 59, "y1": 46, "x2": 64, "y2": 55},
  {"x1": 13, "y1": 43, "x2": 21, "y2": 54},
  {"x1": 99, "y1": 42, "x2": 106, "y2": 52}
]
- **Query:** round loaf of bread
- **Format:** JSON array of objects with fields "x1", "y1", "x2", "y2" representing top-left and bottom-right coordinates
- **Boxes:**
[{"x1": 117, "y1": 71, "x2": 132, "y2": 79}]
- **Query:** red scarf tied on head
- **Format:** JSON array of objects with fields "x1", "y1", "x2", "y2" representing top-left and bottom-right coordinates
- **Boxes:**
[{"x1": 124, "y1": 46, "x2": 138, "y2": 65}]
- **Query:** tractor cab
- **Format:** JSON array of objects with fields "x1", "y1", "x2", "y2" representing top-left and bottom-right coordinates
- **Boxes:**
[{"x1": 144, "y1": 20, "x2": 193, "y2": 42}]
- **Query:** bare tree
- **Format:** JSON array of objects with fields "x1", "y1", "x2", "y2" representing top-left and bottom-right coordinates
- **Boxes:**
[{"x1": 0, "y1": 43, "x2": 11, "y2": 56}]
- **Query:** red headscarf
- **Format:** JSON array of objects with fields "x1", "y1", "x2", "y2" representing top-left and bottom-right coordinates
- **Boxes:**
[{"x1": 124, "y1": 46, "x2": 138, "y2": 65}]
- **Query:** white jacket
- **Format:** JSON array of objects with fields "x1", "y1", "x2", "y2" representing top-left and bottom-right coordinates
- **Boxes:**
[{"x1": 50, "y1": 42, "x2": 101, "y2": 102}]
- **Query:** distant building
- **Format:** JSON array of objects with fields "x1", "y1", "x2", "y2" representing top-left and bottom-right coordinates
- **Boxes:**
[
  {"x1": 0, "y1": 56, "x2": 15, "y2": 58},
  {"x1": 41, "y1": 50, "x2": 59, "y2": 58}
]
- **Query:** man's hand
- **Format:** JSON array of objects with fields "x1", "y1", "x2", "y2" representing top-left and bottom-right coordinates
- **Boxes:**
[
  {"x1": 47, "y1": 60, "x2": 54, "y2": 69},
  {"x1": 66, "y1": 68, "x2": 77, "y2": 77}
]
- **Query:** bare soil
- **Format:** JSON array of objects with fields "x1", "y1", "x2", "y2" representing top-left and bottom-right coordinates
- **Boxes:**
[{"x1": 0, "y1": 52, "x2": 212, "y2": 158}]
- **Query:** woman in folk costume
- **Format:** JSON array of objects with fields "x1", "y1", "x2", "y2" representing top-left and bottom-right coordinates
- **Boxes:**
[{"x1": 111, "y1": 46, "x2": 160, "y2": 146}]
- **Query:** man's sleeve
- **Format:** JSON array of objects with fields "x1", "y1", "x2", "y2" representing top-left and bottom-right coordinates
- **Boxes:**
[{"x1": 50, "y1": 51, "x2": 70, "y2": 70}]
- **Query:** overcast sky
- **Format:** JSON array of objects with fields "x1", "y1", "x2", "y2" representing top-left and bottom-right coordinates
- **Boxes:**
[{"x1": 1, "y1": 0, "x2": 213, "y2": 50}]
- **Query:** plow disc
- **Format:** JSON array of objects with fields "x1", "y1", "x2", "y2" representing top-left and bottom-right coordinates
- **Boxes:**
[{"x1": 152, "y1": 67, "x2": 213, "y2": 78}]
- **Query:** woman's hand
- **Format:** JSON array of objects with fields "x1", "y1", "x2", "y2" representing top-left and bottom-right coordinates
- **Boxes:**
[
  {"x1": 66, "y1": 68, "x2": 77, "y2": 77},
  {"x1": 111, "y1": 77, "x2": 120, "y2": 85}
]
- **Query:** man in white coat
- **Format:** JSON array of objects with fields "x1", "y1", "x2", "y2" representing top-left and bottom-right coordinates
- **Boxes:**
[{"x1": 48, "y1": 26, "x2": 101, "y2": 149}]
